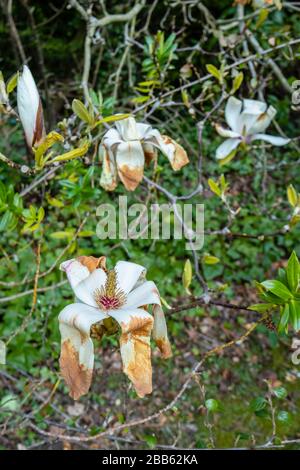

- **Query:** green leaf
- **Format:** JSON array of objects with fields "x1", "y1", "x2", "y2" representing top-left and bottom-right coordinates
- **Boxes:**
[
  {"x1": 72, "y1": 99, "x2": 94, "y2": 125},
  {"x1": 182, "y1": 259, "x2": 192, "y2": 294},
  {"x1": 0, "y1": 211, "x2": 12, "y2": 231},
  {"x1": 0, "y1": 340, "x2": 6, "y2": 365},
  {"x1": 0, "y1": 394, "x2": 20, "y2": 412},
  {"x1": 218, "y1": 148, "x2": 238, "y2": 166},
  {"x1": 249, "y1": 397, "x2": 267, "y2": 412},
  {"x1": 48, "y1": 142, "x2": 89, "y2": 164},
  {"x1": 287, "y1": 184, "x2": 298, "y2": 207},
  {"x1": 94, "y1": 113, "x2": 131, "y2": 127},
  {"x1": 208, "y1": 178, "x2": 221, "y2": 197},
  {"x1": 50, "y1": 231, "x2": 75, "y2": 240},
  {"x1": 289, "y1": 299, "x2": 300, "y2": 332},
  {"x1": 261, "y1": 280, "x2": 293, "y2": 301},
  {"x1": 256, "y1": 8, "x2": 269, "y2": 28},
  {"x1": 143, "y1": 434, "x2": 157, "y2": 449},
  {"x1": 277, "y1": 410, "x2": 292, "y2": 424},
  {"x1": 272, "y1": 387, "x2": 287, "y2": 400},
  {"x1": 206, "y1": 64, "x2": 222, "y2": 84},
  {"x1": 203, "y1": 254, "x2": 220, "y2": 265},
  {"x1": 248, "y1": 303, "x2": 274, "y2": 312},
  {"x1": 37, "y1": 207, "x2": 45, "y2": 223},
  {"x1": 0, "y1": 181, "x2": 6, "y2": 202},
  {"x1": 6, "y1": 72, "x2": 19, "y2": 94},
  {"x1": 205, "y1": 398, "x2": 221, "y2": 412},
  {"x1": 231, "y1": 72, "x2": 244, "y2": 93},
  {"x1": 286, "y1": 251, "x2": 299, "y2": 293},
  {"x1": 278, "y1": 303, "x2": 289, "y2": 334}
]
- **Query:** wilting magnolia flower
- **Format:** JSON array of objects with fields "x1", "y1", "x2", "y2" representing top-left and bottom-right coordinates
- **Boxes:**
[
  {"x1": 58, "y1": 255, "x2": 172, "y2": 400},
  {"x1": 215, "y1": 97, "x2": 290, "y2": 160},
  {"x1": 17, "y1": 65, "x2": 45, "y2": 149},
  {"x1": 99, "y1": 116, "x2": 189, "y2": 191}
]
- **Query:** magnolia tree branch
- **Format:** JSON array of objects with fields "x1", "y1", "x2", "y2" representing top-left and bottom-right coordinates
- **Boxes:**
[
  {"x1": 69, "y1": 0, "x2": 145, "y2": 102},
  {"x1": 135, "y1": 38, "x2": 300, "y2": 114}
]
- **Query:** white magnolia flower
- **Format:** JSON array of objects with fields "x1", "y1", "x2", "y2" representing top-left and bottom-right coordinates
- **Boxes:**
[
  {"x1": 99, "y1": 116, "x2": 189, "y2": 191},
  {"x1": 58, "y1": 255, "x2": 172, "y2": 400},
  {"x1": 17, "y1": 65, "x2": 45, "y2": 149},
  {"x1": 215, "y1": 97, "x2": 290, "y2": 160}
]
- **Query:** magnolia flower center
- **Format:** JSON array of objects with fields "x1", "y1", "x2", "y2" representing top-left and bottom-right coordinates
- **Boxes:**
[{"x1": 94, "y1": 269, "x2": 126, "y2": 311}]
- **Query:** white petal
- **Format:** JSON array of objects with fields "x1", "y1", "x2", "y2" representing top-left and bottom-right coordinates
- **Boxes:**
[
  {"x1": 225, "y1": 97, "x2": 242, "y2": 132},
  {"x1": 59, "y1": 302, "x2": 107, "y2": 336},
  {"x1": 144, "y1": 128, "x2": 188, "y2": 170},
  {"x1": 248, "y1": 106, "x2": 277, "y2": 134},
  {"x1": 216, "y1": 138, "x2": 240, "y2": 160},
  {"x1": 115, "y1": 140, "x2": 145, "y2": 191},
  {"x1": 152, "y1": 305, "x2": 172, "y2": 358},
  {"x1": 215, "y1": 124, "x2": 241, "y2": 138},
  {"x1": 143, "y1": 127, "x2": 170, "y2": 154},
  {"x1": 60, "y1": 259, "x2": 90, "y2": 289},
  {"x1": 125, "y1": 280, "x2": 161, "y2": 309},
  {"x1": 238, "y1": 111, "x2": 260, "y2": 134},
  {"x1": 136, "y1": 122, "x2": 153, "y2": 139},
  {"x1": 124, "y1": 281, "x2": 172, "y2": 359},
  {"x1": 99, "y1": 144, "x2": 117, "y2": 191},
  {"x1": 73, "y1": 268, "x2": 107, "y2": 307},
  {"x1": 115, "y1": 260, "x2": 146, "y2": 295},
  {"x1": 17, "y1": 65, "x2": 45, "y2": 147},
  {"x1": 108, "y1": 307, "x2": 154, "y2": 397},
  {"x1": 60, "y1": 256, "x2": 105, "y2": 289},
  {"x1": 59, "y1": 303, "x2": 107, "y2": 400},
  {"x1": 115, "y1": 117, "x2": 139, "y2": 141},
  {"x1": 243, "y1": 99, "x2": 267, "y2": 115},
  {"x1": 251, "y1": 133, "x2": 291, "y2": 146},
  {"x1": 102, "y1": 128, "x2": 122, "y2": 149},
  {"x1": 161, "y1": 135, "x2": 189, "y2": 171}
]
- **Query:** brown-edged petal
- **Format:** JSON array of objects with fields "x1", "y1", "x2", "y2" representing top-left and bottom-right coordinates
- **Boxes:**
[
  {"x1": 108, "y1": 308, "x2": 154, "y2": 397},
  {"x1": 59, "y1": 303, "x2": 108, "y2": 400}
]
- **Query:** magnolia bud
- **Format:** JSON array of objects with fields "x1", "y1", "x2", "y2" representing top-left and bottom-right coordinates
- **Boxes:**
[{"x1": 17, "y1": 65, "x2": 45, "y2": 149}]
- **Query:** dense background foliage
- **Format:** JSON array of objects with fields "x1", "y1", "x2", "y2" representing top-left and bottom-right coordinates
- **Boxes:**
[{"x1": 0, "y1": 0, "x2": 300, "y2": 450}]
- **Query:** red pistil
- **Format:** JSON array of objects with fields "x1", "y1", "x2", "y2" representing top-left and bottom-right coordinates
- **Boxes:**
[{"x1": 98, "y1": 295, "x2": 122, "y2": 311}]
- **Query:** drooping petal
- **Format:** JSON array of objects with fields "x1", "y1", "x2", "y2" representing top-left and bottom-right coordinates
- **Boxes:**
[
  {"x1": 248, "y1": 106, "x2": 277, "y2": 135},
  {"x1": 215, "y1": 124, "x2": 241, "y2": 138},
  {"x1": 251, "y1": 133, "x2": 291, "y2": 146},
  {"x1": 142, "y1": 142, "x2": 157, "y2": 166},
  {"x1": 125, "y1": 280, "x2": 172, "y2": 359},
  {"x1": 59, "y1": 303, "x2": 108, "y2": 400},
  {"x1": 115, "y1": 140, "x2": 145, "y2": 191},
  {"x1": 108, "y1": 308, "x2": 154, "y2": 397},
  {"x1": 216, "y1": 138, "x2": 240, "y2": 160},
  {"x1": 73, "y1": 268, "x2": 107, "y2": 307},
  {"x1": 60, "y1": 256, "x2": 106, "y2": 290},
  {"x1": 102, "y1": 128, "x2": 123, "y2": 150},
  {"x1": 143, "y1": 127, "x2": 189, "y2": 171},
  {"x1": 161, "y1": 135, "x2": 189, "y2": 171},
  {"x1": 143, "y1": 127, "x2": 172, "y2": 156},
  {"x1": 17, "y1": 65, "x2": 45, "y2": 148},
  {"x1": 152, "y1": 304, "x2": 172, "y2": 359},
  {"x1": 115, "y1": 117, "x2": 139, "y2": 141},
  {"x1": 115, "y1": 260, "x2": 146, "y2": 295},
  {"x1": 99, "y1": 144, "x2": 117, "y2": 191},
  {"x1": 225, "y1": 97, "x2": 242, "y2": 132}
]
